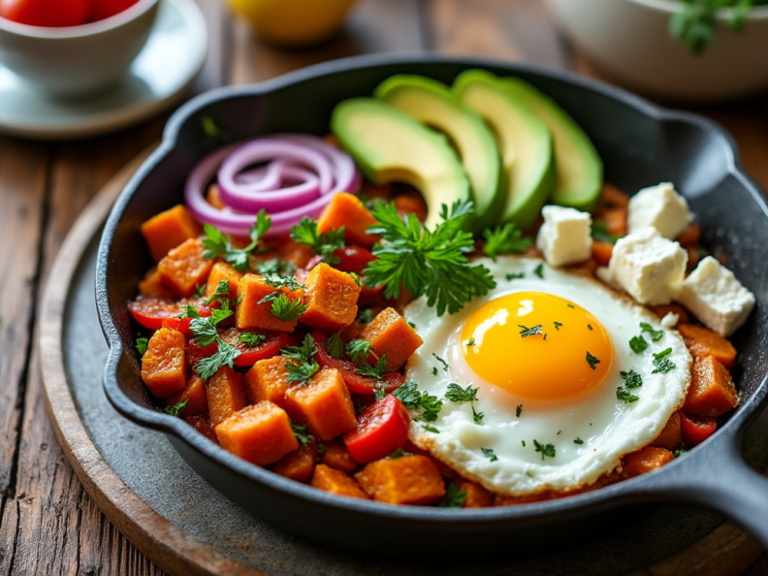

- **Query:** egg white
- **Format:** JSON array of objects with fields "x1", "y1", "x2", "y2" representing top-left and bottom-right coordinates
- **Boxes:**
[{"x1": 404, "y1": 257, "x2": 692, "y2": 497}]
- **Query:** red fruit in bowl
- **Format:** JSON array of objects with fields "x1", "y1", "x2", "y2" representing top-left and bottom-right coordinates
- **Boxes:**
[
  {"x1": 89, "y1": 0, "x2": 139, "y2": 22},
  {"x1": 0, "y1": 0, "x2": 90, "y2": 27}
]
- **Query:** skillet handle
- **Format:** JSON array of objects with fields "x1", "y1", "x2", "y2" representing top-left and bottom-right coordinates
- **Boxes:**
[{"x1": 657, "y1": 432, "x2": 768, "y2": 548}]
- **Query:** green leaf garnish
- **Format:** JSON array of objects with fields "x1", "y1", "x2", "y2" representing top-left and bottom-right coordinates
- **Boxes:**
[
  {"x1": 483, "y1": 222, "x2": 532, "y2": 261},
  {"x1": 481, "y1": 447, "x2": 498, "y2": 462},
  {"x1": 290, "y1": 217, "x2": 345, "y2": 264},
  {"x1": 326, "y1": 332, "x2": 345, "y2": 359},
  {"x1": 652, "y1": 348, "x2": 676, "y2": 374},
  {"x1": 136, "y1": 337, "x2": 148, "y2": 356},
  {"x1": 439, "y1": 483, "x2": 467, "y2": 508},
  {"x1": 201, "y1": 212, "x2": 270, "y2": 272},
  {"x1": 533, "y1": 440, "x2": 556, "y2": 460},
  {"x1": 586, "y1": 351, "x2": 600, "y2": 370},
  {"x1": 163, "y1": 399, "x2": 188, "y2": 416},
  {"x1": 392, "y1": 382, "x2": 442, "y2": 422}
]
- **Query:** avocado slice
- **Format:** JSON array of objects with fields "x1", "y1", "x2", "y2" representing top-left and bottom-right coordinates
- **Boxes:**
[
  {"x1": 453, "y1": 70, "x2": 555, "y2": 230},
  {"x1": 330, "y1": 98, "x2": 472, "y2": 231},
  {"x1": 375, "y1": 75, "x2": 505, "y2": 232},
  {"x1": 501, "y1": 78, "x2": 603, "y2": 211}
]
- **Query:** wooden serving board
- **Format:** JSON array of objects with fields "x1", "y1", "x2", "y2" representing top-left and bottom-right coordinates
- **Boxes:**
[{"x1": 39, "y1": 150, "x2": 768, "y2": 576}]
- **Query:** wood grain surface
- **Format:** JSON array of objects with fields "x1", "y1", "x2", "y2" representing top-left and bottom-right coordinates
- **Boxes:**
[{"x1": 1, "y1": 0, "x2": 767, "y2": 574}]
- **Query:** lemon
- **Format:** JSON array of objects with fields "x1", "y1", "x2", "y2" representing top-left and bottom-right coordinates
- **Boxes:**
[{"x1": 227, "y1": 0, "x2": 358, "y2": 47}]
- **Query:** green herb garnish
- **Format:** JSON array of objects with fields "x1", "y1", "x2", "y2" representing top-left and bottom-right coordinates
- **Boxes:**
[
  {"x1": 440, "y1": 483, "x2": 467, "y2": 508},
  {"x1": 356, "y1": 355, "x2": 388, "y2": 380},
  {"x1": 620, "y1": 369, "x2": 643, "y2": 389},
  {"x1": 290, "y1": 217, "x2": 345, "y2": 264},
  {"x1": 240, "y1": 332, "x2": 266, "y2": 347},
  {"x1": 163, "y1": 400, "x2": 188, "y2": 416},
  {"x1": 630, "y1": 335, "x2": 649, "y2": 354},
  {"x1": 586, "y1": 352, "x2": 600, "y2": 370},
  {"x1": 327, "y1": 332, "x2": 345, "y2": 359},
  {"x1": 445, "y1": 383, "x2": 483, "y2": 424},
  {"x1": 291, "y1": 423, "x2": 311, "y2": 445},
  {"x1": 481, "y1": 447, "x2": 498, "y2": 462},
  {"x1": 202, "y1": 211, "x2": 270, "y2": 271},
  {"x1": 518, "y1": 324, "x2": 544, "y2": 338},
  {"x1": 616, "y1": 388, "x2": 640, "y2": 404},
  {"x1": 483, "y1": 223, "x2": 532, "y2": 261},
  {"x1": 640, "y1": 322, "x2": 664, "y2": 342},
  {"x1": 574, "y1": 437, "x2": 584, "y2": 445},
  {"x1": 136, "y1": 337, "x2": 148, "y2": 356},
  {"x1": 533, "y1": 440, "x2": 556, "y2": 460},
  {"x1": 346, "y1": 339, "x2": 373, "y2": 364},
  {"x1": 652, "y1": 348, "x2": 676, "y2": 374},
  {"x1": 534, "y1": 263, "x2": 544, "y2": 279},
  {"x1": 392, "y1": 382, "x2": 442, "y2": 422}
]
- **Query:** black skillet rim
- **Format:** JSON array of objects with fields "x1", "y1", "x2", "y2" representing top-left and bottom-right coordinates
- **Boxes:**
[{"x1": 96, "y1": 52, "x2": 768, "y2": 525}]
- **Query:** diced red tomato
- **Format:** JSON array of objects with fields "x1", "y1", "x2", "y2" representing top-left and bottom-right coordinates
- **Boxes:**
[
  {"x1": 161, "y1": 308, "x2": 213, "y2": 336},
  {"x1": 358, "y1": 280, "x2": 385, "y2": 304},
  {"x1": 334, "y1": 246, "x2": 377, "y2": 275},
  {"x1": 128, "y1": 297, "x2": 210, "y2": 331},
  {"x1": 187, "y1": 340, "x2": 217, "y2": 365},
  {"x1": 89, "y1": 0, "x2": 139, "y2": 22},
  {"x1": 0, "y1": 0, "x2": 89, "y2": 27},
  {"x1": 218, "y1": 328, "x2": 294, "y2": 367},
  {"x1": 313, "y1": 331, "x2": 405, "y2": 395},
  {"x1": 343, "y1": 395, "x2": 411, "y2": 464},
  {"x1": 680, "y1": 412, "x2": 717, "y2": 447}
]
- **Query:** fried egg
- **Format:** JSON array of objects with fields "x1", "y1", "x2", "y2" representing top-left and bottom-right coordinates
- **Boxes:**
[{"x1": 404, "y1": 257, "x2": 692, "y2": 496}]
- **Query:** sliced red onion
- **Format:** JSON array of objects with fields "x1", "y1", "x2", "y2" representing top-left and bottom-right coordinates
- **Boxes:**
[{"x1": 184, "y1": 134, "x2": 361, "y2": 238}]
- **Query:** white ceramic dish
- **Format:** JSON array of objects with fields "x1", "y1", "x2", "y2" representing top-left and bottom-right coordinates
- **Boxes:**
[
  {"x1": 0, "y1": 0, "x2": 207, "y2": 140},
  {"x1": 545, "y1": 0, "x2": 768, "y2": 102}
]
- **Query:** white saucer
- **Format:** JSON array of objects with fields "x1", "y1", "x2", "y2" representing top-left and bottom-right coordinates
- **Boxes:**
[{"x1": 0, "y1": 0, "x2": 207, "y2": 140}]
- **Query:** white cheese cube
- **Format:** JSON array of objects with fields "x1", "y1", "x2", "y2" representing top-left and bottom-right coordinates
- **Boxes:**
[
  {"x1": 536, "y1": 205, "x2": 592, "y2": 267},
  {"x1": 607, "y1": 227, "x2": 687, "y2": 305},
  {"x1": 676, "y1": 256, "x2": 755, "y2": 336},
  {"x1": 628, "y1": 182, "x2": 692, "y2": 239}
]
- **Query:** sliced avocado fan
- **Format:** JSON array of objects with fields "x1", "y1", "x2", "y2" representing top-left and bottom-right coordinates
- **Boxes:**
[
  {"x1": 375, "y1": 75, "x2": 505, "y2": 232},
  {"x1": 330, "y1": 98, "x2": 472, "y2": 231},
  {"x1": 453, "y1": 69, "x2": 555, "y2": 231},
  {"x1": 501, "y1": 78, "x2": 603, "y2": 212}
]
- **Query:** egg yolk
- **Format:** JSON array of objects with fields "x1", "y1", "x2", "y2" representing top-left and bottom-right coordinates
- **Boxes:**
[{"x1": 461, "y1": 292, "x2": 614, "y2": 401}]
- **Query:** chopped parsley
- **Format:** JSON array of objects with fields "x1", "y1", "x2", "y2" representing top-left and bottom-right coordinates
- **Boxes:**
[
  {"x1": 522, "y1": 440, "x2": 526, "y2": 447},
  {"x1": 445, "y1": 383, "x2": 483, "y2": 424},
  {"x1": 203, "y1": 280, "x2": 230, "y2": 306},
  {"x1": 586, "y1": 351, "x2": 600, "y2": 370},
  {"x1": 392, "y1": 381, "x2": 442, "y2": 422},
  {"x1": 363, "y1": 200, "x2": 495, "y2": 316},
  {"x1": 240, "y1": 332, "x2": 266, "y2": 347},
  {"x1": 201, "y1": 211, "x2": 270, "y2": 271},
  {"x1": 482, "y1": 222, "x2": 532, "y2": 261},
  {"x1": 534, "y1": 263, "x2": 544, "y2": 279},
  {"x1": 356, "y1": 355, "x2": 388, "y2": 380},
  {"x1": 640, "y1": 322, "x2": 664, "y2": 342},
  {"x1": 422, "y1": 424, "x2": 439, "y2": 434},
  {"x1": 432, "y1": 353, "x2": 450, "y2": 371},
  {"x1": 567, "y1": 304, "x2": 575, "y2": 309},
  {"x1": 188, "y1": 305, "x2": 242, "y2": 379},
  {"x1": 591, "y1": 220, "x2": 623, "y2": 244},
  {"x1": 587, "y1": 324, "x2": 593, "y2": 331},
  {"x1": 291, "y1": 423, "x2": 311, "y2": 445},
  {"x1": 374, "y1": 384, "x2": 387, "y2": 401},
  {"x1": 261, "y1": 274, "x2": 305, "y2": 292},
  {"x1": 267, "y1": 294, "x2": 306, "y2": 322},
  {"x1": 255, "y1": 258, "x2": 297, "y2": 277},
  {"x1": 408, "y1": 321, "x2": 416, "y2": 329},
  {"x1": 193, "y1": 284, "x2": 206, "y2": 298},
  {"x1": 481, "y1": 447, "x2": 498, "y2": 462},
  {"x1": 431, "y1": 367, "x2": 438, "y2": 376},
  {"x1": 388, "y1": 448, "x2": 406, "y2": 459},
  {"x1": 440, "y1": 483, "x2": 467, "y2": 508},
  {"x1": 620, "y1": 369, "x2": 643, "y2": 389},
  {"x1": 652, "y1": 348, "x2": 676, "y2": 374},
  {"x1": 616, "y1": 388, "x2": 640, "y2": 404},
  {"x1": 178, "y1": 304, "x2": 202, "y2": 319},
  {"x1": 346, "y1": 339, "x2": 373, "y2": 364},
  {"x1": 533, "y1": 440, "x2": 556, "y2": 460},
  {"x1": 673, "y1": 449, "x2": 688, "y2": 458},
  {"x1": 357, "y1": 309, "x2": 374, "y2": 324},
  {"x1": 281, "y1": 334, "x2": 317, "y2": 363},
  {"x1": 466, "y1": 339, "x2": 475, "y2": 347},
  {"x1": 163, "y1": 400, "x2": 188, "y2": 416},
  {"x1": 518, "y1": 324, "x2": 544, "y2": 338},
  {"x1": 554, "y1": 321, "x2": 563, "y2": 331},
  {"x1": 574, "y1": 437, "x2": 584, "y2": 445},
  {"x1": 135, "y1": 337, "x2": 148, "y2": 356},
  {"x1": 326, "y1": 332, "x2": 345, "y2": 359},
  {"x1": 629, "y1": 335, "x2": 649, "y2": 354},
  {"x1": 506, "y1": 272, "x2": 525, "y2": 281},
  {"x1": 516, "y1": 404, "x2": 522, "y2": 418},
  {"x1": 285, "y1": 360, "x2": 320, "y2": 384},
  {"x1": 290, "y1": 217, "x2": 345, "y2": 264},
  {"x1": 195, "y1": 339, "x2": 241, "y2": 380}
]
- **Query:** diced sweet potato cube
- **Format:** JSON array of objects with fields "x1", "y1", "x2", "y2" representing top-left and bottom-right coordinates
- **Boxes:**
[
  {"x1": 321, "y1": 439, "x2": 358, "y2": 473},
  {"x1": 206, "y1": 184, "x2": 227, "y2": 210},
  {"x1": 244, "y1": 356, "x2": 292, "y2": 410},
  {"x1": 677, "y1": 222, "x2": 700, "y2": 247},
  {"x1": 299, "y1": 263, "x2": 361, "y2": 332},
  {"x1": 138, "y1": 268, "x2": 174, "y2": 300},
  {"x1": 273, "y1": 439, "x2": 318, "y2": 482},
  {"x1": 456, "y1": 478, "x2": 493, "y2": 508},
  {"x1": 684, "y1": 356, "x2": 739, "y2": 417},
  {"x1": 236, "y1": 274, "x2": 304, "y2": 332},
  {"x1": 185, "y1": 414, "x2": 219, "y2": 444},
  {"x1": 317, "y1": 193, "x2": 379, "y2": 248},
  {"x1": 141, "y1": 205, "x2": 201, "y2": 262},
  {"x1": 311, "y1": 464, "x2": 368, "y2": 499},
  {"x1": 215, "y1": 401, "x2": 299, "y2": 466},
  {"x1": 158, "y1": 238, "x2": 213, "y2": 298},
  {"x1": 140, "y1": 328, "x2": 187, "y2": 398},
  {"x1": 623, "y1": 446, "x2": 674, "y2": 479},
  {"x1": 600, "y1": 183, "x2": 629, "y2": 208},
  {"x1": 651, "y1": 304, "x2": 690, "y2": 324},
  {"x1": 355, "y1": 455, "x2": 445, "y2": 505},
  {"x1": 275, "y1": 237, "x2": 313, "y2": 268},
  {"x1": 603, "y1": 209, "x2": 628, "y2": 237},
  {"x1": 678, "y1": 324, "x2": 737, "y2": 369},
  {"x1": 206, "y1": 366, "x2": 249, "y2": 427},
  {"x1": 652, "y1": 411, "x2": 682, "y2": 450},
  {"x1": 592, "y1": 241, "x2": 613, "y2": 267},
  {"x1": 206, "y1": 262, "x2": 243, "y2": 305},
  {"x1": 166, "y1": 375, "x2": 208, "y2": 417},
  {"x1": 358, "y1": 307, "x2": 423, "y2": 371},
  {"x1": 284, "y1": 368, "x2": 357, "y2": 441}
]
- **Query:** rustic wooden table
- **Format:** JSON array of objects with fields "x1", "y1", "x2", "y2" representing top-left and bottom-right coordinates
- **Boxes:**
[{"x1": 1, "y1": 0, "x2": 767, "y2": 574}]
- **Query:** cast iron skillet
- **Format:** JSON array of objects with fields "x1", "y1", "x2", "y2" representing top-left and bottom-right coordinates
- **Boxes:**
[{"x1": 96, "y1": 54, "x2": 768, "y2": 559}]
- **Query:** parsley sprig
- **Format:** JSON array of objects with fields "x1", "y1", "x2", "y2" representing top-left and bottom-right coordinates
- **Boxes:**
[
  {"x1": 652, "y1": 348, "x2": 677, "y2": 374},
  {"x1": 669, "y1": 0, "x2": 766, "y2": 55},
  {"x1": 356, "y1": 355, "x2": 388, "y2": 380},
  {"x1": 483, "y1": 223, "x2": 531, "y2": 261},
  {"x1": 163, "y1": 399, "x2": 188, "y2": 416},
  {"x1": 136, "y1": 337, "x2": 148, "y2": 356},
  {"x1": 346, "y1": 339, "x2": 373, "y2": 364},
  {"x1": 445, "y1": 383, "x2": 483, "y2": 424},
  {"x1": 439, "y1": 483, "x2": 467, "y2": 508},
  {"x1": 533, "y1": 440, "x2": 556, "y2": 461},
  {"x1": 202, "y1": 211, "x2": 270, "y2": 271},
  {"x1": 481, "y1": 447, "x2": 498, "y2": 462},
  {"x1": 363, "y1": 200, "x2": 495, "y2": 316},
  {"x1": 326, "y1": 332, "x2": 345, "y2": 359},
  {"x1": 240, "y1": 332, "x2": 266, "y2": 347},
  {"x1": 392, "y1": 382, "x2": 442, "y2": 422},
  {"x1": 290, "y1": 217, "x2": 345, "y2": 264},
  {"x1": 268, "y1": 294, "x2": 307, "y2": 322},
  {"x1": 281, "y1": 334, "x2": 319, "y2": 384},
  {"x1": 640, "y1": 322, "x2": 664, "y2": 342}
]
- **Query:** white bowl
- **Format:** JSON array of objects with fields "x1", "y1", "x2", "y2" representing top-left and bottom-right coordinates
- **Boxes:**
[
  {"x1": 0, "y1": 0, "x2": 159, "y2": 97},
  {"x1": 544, "y1": 0, "x2": 768, "y2": 102}
]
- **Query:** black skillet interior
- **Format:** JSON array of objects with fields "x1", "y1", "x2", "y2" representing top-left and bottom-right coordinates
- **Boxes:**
[{"x1": 96, "y1": 54, "x2": 768, "y2": 559}]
